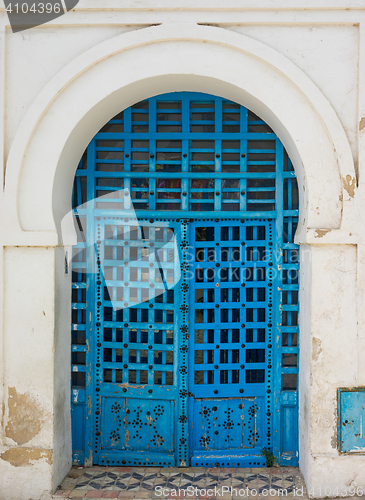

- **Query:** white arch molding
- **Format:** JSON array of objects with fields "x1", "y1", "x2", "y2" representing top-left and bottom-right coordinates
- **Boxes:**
[
  {"x1": 3, "y1": 23, "x2": 355, "y2": 246},
  {"x1": 0, "y1": 24, "x2": 359, "y2": 499}
]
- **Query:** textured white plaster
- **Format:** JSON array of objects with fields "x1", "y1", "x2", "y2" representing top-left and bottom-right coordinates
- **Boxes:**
[
  {"x1": 227, "y1": 25, "x2": 359, "y2": 170},
  {"x1": 0, "y1": 4, "x2": 364, "y2": 499},
  {"x1": 4, "y1": 25, "x2": 146, "y2": 159}
]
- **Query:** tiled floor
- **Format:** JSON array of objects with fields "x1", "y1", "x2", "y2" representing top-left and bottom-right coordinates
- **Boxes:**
[{"x1": 53, "y1": 466, "x2": 307, "y2": 499}]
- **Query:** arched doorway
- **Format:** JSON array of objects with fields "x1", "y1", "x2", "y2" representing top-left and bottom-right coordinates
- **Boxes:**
[{"x1": 70, "y1": 92, "x2": 299, "y2": 469}]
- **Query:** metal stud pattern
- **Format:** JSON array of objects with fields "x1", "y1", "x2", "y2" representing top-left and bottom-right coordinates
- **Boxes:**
[
  {"x1": 95, "y1": 218, "x2": 182, "y2": 467},
  {"x1": 188, "y1": 219, "x2": 272, "y2": 467},
  {"x1": 71, "y1": 92, "x2": 299, "y2": 468}
]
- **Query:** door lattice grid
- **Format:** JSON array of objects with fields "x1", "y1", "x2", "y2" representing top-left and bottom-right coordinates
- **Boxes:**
[
  {"x1": 74, "y1": 93, "x2": 297, "y2": 218},
  {"x1": 71, "y1": 92, "x2": 300, "y2": 468},
  {"x1": 190, "y1": 221, "x2": 272, "y2": 398},
  {"x1": 95, "y1": 219, "x2": 182, "y2": 466}
]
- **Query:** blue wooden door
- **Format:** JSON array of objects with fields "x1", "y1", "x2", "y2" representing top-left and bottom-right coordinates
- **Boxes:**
[
  {"x1": 94, "y1": 219, "x2": 182, "y2": 466},
  {"x1": 70, "y1": 92, "x2": 300, "y2": 467},
  {"x1": 188, "y1": 220, "x2": 272, "y2": 467}
]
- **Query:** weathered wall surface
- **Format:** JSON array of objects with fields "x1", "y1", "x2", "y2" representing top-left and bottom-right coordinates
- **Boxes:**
[
  {"x1": 227, "y1": 25, "x2": 359, "y2": 171},
  {"x1": 0, "y1": 2, "x2": 364, "y2": 499},
  {"x1": 1, "y1": 248, "x2": 55, "y2": 498}
]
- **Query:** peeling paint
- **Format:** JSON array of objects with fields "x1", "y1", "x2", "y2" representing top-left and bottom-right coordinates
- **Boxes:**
[
  {"x1": 359, "y1": 117, "x2": 365, "y2": 131},
  {"x1": 312, "y1": 338, "x2": 322, "y2": 362},
  {"x1": 314, "y1": 229, "x2": 330, "y2": 238},
  {"x1": 72, "y1": 389, "x2": 79, "y2": 403},
  {"x1": 118, "y1": 383, "x2": 146, "y2": 389},
  {"x1": 0, "y1": 448, "x2": 52, "y2": 467},
  {"x1": 331, "y1": 433, "x2": 337, "y2": 449},
  {"x1": 85, "y1": 449, "x2": 93, "y2": 468},
  {"x1": 124, "y1": 429, "x2": 130, "y2": 447},
  {"x1": 342, "y1": 174, "x2": 356, "y2": 198},
  {"x1": 5, "y1": 388, "x2": 45, "y2": 445}
]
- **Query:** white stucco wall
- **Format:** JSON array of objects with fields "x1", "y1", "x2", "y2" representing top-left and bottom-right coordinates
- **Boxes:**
[{"x1": 0, "y1": 2, "x2": 364, "y2": 499}]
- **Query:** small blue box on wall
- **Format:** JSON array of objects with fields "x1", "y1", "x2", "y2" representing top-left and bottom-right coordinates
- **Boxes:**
[{"x1": 338, "y1": 388, "x2": 365, "y2": 453}]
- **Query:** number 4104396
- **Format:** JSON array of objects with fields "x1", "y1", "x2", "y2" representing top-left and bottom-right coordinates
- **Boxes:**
[{"x1": 6, "y1": 3, "x2": 63, "y2": 14}]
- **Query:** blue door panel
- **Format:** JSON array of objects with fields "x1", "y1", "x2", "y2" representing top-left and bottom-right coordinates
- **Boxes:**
[
  {"x1": 93, "y1": 218, "x2": 184, "y2": 466},
  {"x1": 191, "y1": 398, "x2": 264, "y2": 451},
  {"x1": 100, "y1": 397, "x2": 175, "y2": 453},
  {"x1": 188, "y1": 219, "x2": 272, "y2": 466}
]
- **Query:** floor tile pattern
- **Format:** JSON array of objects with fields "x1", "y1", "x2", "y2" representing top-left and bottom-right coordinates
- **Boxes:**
[{"x1": 53, "y1": 466, "x2": 307, "y2": 499}]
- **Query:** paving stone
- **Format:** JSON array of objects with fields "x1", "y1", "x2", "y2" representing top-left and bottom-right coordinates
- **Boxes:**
[
  {"x1": 151, "y1": 492, "x2": 168, "y2": 498},
  {"x1": 52, "y1": 466, "x2": 311, "y2": 499},
  {"x1": 69, "y1": 491, "x2": 88, "y2": 498},
  {"x1": 60, "y1": 482, "x2": 77, "y2": 490}
]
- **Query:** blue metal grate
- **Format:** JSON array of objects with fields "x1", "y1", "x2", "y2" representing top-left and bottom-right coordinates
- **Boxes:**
[
  {"x1": 75, "y1": 93, "x2": 297, "y2": 218},
  {"x1": 71, "y1": 92, "x2": 299, "y2": 467}
]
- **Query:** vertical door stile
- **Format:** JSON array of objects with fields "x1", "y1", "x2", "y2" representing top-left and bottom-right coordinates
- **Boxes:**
[
  {"x1": 124, "y1": 106, "x2": 132, "y2": 211},
  {"x1": 93, "y1": 215, "x2": 104, "y2": 464},
  {"x1": 85, "y1": 138, "x2": 97, "y2": 466},
  {"x1": 177, "y1": 218, "x2": 189, "y2": 466},
  {"x1": 149, "y1": 98, "x2": 156, "y2": 213},
  {"x1": 181, "y1": 97, "x2": 189, "y2": 214},
  {"x1": 240, "y1": 106, "x2": 248, "y2": 212},
  {"x1": 273, "y1": 139, "x2": 284, "y2": 461}
]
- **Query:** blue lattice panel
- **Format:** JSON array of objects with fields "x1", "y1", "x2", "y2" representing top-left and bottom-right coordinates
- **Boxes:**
[
  {"x1": 92, "y1": 218, "x2": 187, "y2": 466},
  {"x1": 74, "y1": 93, "x2": 292, "y2": 219},
  {"x1": 100, "y1": 397, "x2": 175, "y2": 454},
  {"x1": 71, "y1": 92, "x2": 300, "y2": 467},
  {"x1": 188, "y1": 220, "x2": 273, "y2": 400},
  {"x1": 188, "y1": 219, "x2": 273, "y2": 466}
]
